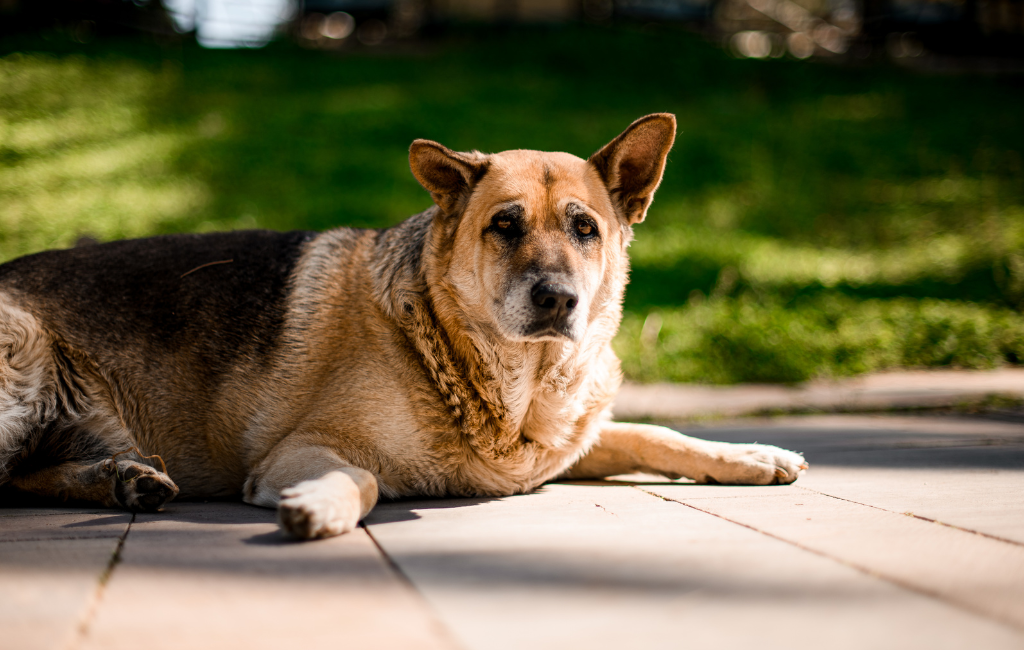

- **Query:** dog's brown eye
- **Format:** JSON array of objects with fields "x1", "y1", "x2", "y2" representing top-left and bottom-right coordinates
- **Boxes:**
[
  {"x1": 489, "y1": 208, "x2": 524, "y2": 240},
  {"x1": 576, "y1": 220, "x2": 595, "y2": 237}
]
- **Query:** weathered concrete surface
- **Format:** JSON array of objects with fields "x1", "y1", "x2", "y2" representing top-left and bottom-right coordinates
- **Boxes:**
[
  {"x1": 0, "y1": 509, "x2": 131, "y2": 542},
  {"x1": 800, "y1": 466, "x2": 1024, "y2": 543},
  {"x1": 637, "y1": 414, "x2": 1024, "y2": 629},
  {"x1": 78, "y1": 502, "x2": 456, "y2": 650},
  {"x1": 674, "y1": 414, "x2": 1024, "y2": 541},
  {"x1": 2, "y1": 414, "x2": 1023, "y2": 650},
  {"x1": 0, "y1": 509, "x2": 130, "y2": 650},
  {"x1": 644, "y1": 485, "x2": 1024, "y2": 629},
  {"x1": 614, "y1": 368, "x2": 1024, "y2": 420},
  {"x1": 366, "y1": 484, "x2": 1024, "y2": 650}
]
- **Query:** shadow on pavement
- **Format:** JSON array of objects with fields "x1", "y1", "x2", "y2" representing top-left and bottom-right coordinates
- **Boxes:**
[{"x1": 672, "y1": 415, "x2": 1024, "y2": 469}]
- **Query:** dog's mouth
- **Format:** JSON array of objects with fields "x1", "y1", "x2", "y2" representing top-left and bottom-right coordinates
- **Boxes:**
[
  {"x1": 521, "y1": 315, "x2": 578, "y2": 341},
  {"x1": 519, "y1": 281, "x2": 581, "y2": 341}
]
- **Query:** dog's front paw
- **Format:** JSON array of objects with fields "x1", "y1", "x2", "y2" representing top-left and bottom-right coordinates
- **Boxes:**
[
  {"x1": 104, "y1": 459, "x2": 179, "y2": 512},
  {"x1": 278, "y1": 474, "x2": 361, "y2": 540},
  {"x1": 698, "y1": 443, "x2": 807, "y2": 485}
]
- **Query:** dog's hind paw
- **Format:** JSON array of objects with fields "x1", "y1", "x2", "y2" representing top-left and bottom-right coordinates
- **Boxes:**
[{"x1": 104, "y1": 459, "x2": 179, "y2": 512}]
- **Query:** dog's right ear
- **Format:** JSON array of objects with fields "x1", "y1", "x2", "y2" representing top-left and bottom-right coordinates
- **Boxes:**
[{"x1": 409, "y1": 140, "x2": 488, "y2": 215}]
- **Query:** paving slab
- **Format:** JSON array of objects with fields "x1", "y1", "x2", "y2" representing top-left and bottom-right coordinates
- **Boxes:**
[
  {"x1": 0, "y1": 509, "x2": 130, "y2": 650},
  {"x1": 643, "y1": 484, "x2": 1024, "y2": 629},
  {"x1": 3, "y1": 413, "x2": 1023, "y2": 650},
  {"x1": 614, "y1": 368, "x2": 1024, "y2": 420},
  {"x1": 77, "y1": 502, "x2": 456, "y2": 650},
  {"x1": 365, "y1": 483, "x2": 1024, "y2": 650},
  {"x1": 670, "y1": 414, "x2": 1024, "y2": 541},
  {"x1": 799, "y1": 466, "x2": 1024, "y2": 544},
  {"x1": 0, "y1": 509, "x2": 132, "y2": 542}
]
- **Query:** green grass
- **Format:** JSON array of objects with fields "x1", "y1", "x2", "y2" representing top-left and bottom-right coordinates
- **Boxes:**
[
  {"x1": 2, "y1": 25, "x2": 1023, "y2": 383},
  {"x1": 617, "y1": 296, "x2": 1024, "y2": 384}
]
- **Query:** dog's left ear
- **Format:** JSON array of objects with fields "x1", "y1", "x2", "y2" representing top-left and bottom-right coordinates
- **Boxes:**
[
  {"x1": 588, "y1": 113, "x2": 676, "y2": 225},
  {"x1": 409, "y1": 140, "x2": 489, "y2": 215}
]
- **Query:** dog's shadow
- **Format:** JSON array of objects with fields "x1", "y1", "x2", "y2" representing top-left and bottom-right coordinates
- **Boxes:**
[
  {"x1": 554, "y1": 478, "x2": 692, "y2": 487},
  {"x1": 1, "y1": 480, "x2": 694, "y2": 548},
  {"x1": 243, "y1": 496, "x2": 501, "y2": 546},
  {"x1": 363, "y1": 495, "x2": 500, "y2": 528},
  {"x1": 243, "y1": 480, "x2": 700, "y2": 546}
]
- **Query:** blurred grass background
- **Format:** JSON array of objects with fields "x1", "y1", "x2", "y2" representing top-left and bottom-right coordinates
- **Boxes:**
[{"x1": 2, "y1": 24, "x2": 1023, "y2": 383}]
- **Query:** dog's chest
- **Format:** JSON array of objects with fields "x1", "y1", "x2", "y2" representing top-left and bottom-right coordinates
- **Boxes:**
[{"x1": 437, "y1": 389, "x2": 596, "y2": 497}]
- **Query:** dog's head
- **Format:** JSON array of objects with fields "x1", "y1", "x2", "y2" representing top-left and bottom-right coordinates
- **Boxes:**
[{"x1": 410, "y1": 114, "x2": 676, "y2": 345}]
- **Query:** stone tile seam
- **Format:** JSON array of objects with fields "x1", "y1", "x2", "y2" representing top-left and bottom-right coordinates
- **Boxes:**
[
  {"x1": 63, "y1": 513, "x2": 134, "y2": 650},
  {"x1": 802, "y1": 441, "x2": 1024, "y2": 452},
  {"x1": 631, "y1": 485, "x2": 1024, "y2": 634},
  {"x1": 360, "y1": 522, "x2": 468, "y2": 650},
  {"x1": 0, "y1": 511, "x2": 112, "y2": 519},
  {"x1": 793, "y1": 485, "x2": 1024, "y2": 549},
  {"x1": 0, "y1": 535, "x2": 127, "y2": 543}
]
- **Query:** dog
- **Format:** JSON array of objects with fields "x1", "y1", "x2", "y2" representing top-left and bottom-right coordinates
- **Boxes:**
[{"x1": 0, "y1": 114, "x2": 806, "y2": 538}]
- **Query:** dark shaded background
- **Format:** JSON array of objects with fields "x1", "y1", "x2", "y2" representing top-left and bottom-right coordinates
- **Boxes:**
[{"x1": 1, "y1": 0, "x2": 1022, "y2": 383}]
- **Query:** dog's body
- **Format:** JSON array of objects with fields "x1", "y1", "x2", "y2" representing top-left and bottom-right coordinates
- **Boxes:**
[{"x1": 0, "y1": 115, "x2": 805, "y2": 538}]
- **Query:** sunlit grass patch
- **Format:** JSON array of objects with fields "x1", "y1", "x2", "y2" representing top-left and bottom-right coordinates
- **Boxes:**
[
  {"x1": 0, "y1": 53, "x2": 214, "y2": 259},
  {"x1": 615, "y1": 297, "x2": 1024, "y2": 384},
  {"x1": 2, "y1": 27, "x2": 1023, "y2": 384},
  {"x1": 629, "y1": 216, "x2": 1024, "y2": 298}
]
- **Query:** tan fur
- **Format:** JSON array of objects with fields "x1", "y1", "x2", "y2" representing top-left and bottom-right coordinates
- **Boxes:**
[
  {"x1": 0, "y1": 114, "x2": 805, "y2": 538},
  {"x1": 0, "y1": 295, "x2": 62, "y2": 473}
]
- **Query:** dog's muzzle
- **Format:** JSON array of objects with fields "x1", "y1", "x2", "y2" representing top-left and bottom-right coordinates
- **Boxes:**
[{"x1": 526, "y1": 281, "x2": 578, "y2": 338}]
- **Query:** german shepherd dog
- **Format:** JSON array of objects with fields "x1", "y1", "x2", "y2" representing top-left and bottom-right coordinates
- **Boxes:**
[{"x1": 0, "y1": 114, "x2": 806, "y2": 538}]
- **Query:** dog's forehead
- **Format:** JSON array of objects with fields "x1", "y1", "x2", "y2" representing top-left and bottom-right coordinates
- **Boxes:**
[{"x1": 474, "y1": 150, "x2": 607, "y2": 211}]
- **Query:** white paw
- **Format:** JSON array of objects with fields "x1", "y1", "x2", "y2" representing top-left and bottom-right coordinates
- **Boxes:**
[
  {"x1": 698, "y1": 443, "x2": 807, "y2": 485},
  {"x1": 277, "y1": 473, "x2": 361, "y2": 539}
]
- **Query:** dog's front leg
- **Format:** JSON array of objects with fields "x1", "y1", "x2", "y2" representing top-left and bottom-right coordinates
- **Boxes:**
[
  {"x1": 564, "y1": 421, "x2": 807, "y2": 485},
  {"x1": 243, "y1": 437, "x2": 378, "y2": 539}
]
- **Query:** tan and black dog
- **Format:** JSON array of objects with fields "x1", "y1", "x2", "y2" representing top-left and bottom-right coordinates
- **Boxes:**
[{"x1": 0, "y1": 114, "x2": 805, "y2": 538}]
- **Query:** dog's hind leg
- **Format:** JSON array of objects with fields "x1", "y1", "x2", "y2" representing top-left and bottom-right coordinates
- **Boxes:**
[
  {"x1": 6, "y1": 413, "x2": 179, "y2": 511},
  {"x1": 8, "y1": 453, "x2": 179, "y2": 511},
  {"x1": 0, "y1": 296, "x2": 178, "y2": 510}
]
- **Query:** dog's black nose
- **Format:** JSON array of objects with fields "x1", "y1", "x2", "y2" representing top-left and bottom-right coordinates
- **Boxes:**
[{"x1": 531, "y1": 282, "x2": 578, "y2": 312}]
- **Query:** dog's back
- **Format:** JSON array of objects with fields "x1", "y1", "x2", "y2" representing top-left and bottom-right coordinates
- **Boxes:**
[{"x1": 0, "y1": 230, "x2": 313, "y2": 365}]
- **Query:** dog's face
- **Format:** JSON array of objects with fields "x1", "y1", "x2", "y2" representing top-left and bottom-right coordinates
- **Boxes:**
[
  {"x1": 410, "y1": 114, "x2": 676, "y2": 344},
  {"x1": 446, "y1": 150, "x2": 618, "y2": 343}
]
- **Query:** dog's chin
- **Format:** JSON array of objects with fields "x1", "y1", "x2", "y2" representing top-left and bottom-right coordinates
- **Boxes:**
[{"x1": 511, "y1": 321, "x2": 583, "y2": 344}]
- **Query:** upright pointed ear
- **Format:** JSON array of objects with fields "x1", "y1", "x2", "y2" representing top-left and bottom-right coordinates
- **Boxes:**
[
  {"x1": 409, "y1": 139, "x2": 489, "y2": 215},
  {"x1": 588, "y1": 113, "x2": 676, "y2": 225}
]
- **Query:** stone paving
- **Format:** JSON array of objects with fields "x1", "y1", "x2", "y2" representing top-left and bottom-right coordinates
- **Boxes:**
[{"x1": 3, "y1": 410, "x2": 1024, "y2": 649}]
